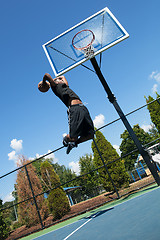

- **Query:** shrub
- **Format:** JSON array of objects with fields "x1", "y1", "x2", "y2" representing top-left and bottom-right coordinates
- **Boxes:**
[
  {"x1": 48, "y1": 188, "x2": 70, "y2": 220},
  {"x1": 41, "y1": 161, "x2": 70, "y2": 220},
  {"x1": 0, "y1": 211, "x2": 9, "y2": 239}
]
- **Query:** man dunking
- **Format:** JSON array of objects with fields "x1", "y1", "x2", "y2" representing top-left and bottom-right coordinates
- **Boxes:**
[{"x1": 38, "y1": 73, "x2": 94, "y2": 154}]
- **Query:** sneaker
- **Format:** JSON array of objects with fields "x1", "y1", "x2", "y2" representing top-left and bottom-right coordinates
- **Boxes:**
[
  {"x1": 66, "y1": 142, "x2": 77, "y2": 154},
  {"x1": 63, "y1": 136, "x2": 68, "y2": 147}
]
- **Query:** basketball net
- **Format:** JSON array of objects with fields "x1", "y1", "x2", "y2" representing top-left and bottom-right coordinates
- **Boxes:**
[
  {"x1": 72, "y1": 29, "x2": 95, "y2": 59},
  {"x1": 81, "y1": 45, "x2": 95, "y2": 58}
]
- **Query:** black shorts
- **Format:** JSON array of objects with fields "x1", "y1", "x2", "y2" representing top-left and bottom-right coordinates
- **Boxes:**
[{"x1": 67, "y1": 104, "x2": 94, "y2": 138}]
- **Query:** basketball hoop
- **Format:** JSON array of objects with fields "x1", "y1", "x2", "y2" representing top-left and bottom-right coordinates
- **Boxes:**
[{"x1": 72, "y1": 29, "x2": 95, "y2": 58}]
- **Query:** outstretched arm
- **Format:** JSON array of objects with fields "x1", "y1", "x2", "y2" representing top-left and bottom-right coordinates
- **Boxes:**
[{"x1": 43, "y1": 73, "x2": 56, "y2": 86}]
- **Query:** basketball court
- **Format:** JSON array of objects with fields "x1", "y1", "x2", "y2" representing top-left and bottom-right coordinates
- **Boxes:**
[{"x1": 22, "y1": 185, "x2": 160, "y2": 240}]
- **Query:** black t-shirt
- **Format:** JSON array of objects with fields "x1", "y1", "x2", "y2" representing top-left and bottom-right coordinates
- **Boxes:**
[{"x1": 51, "y1": 83, "x2": 81, "y2": 107}]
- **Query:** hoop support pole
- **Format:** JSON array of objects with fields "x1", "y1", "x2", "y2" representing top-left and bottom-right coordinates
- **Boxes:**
[{"x1": 90, "y1": 57, "x2": 160, "y2": 186}]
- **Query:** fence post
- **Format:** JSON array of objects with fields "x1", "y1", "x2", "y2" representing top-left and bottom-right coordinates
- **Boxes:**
[
  {"x1": 156, "y1": 99, "x2": 160, "y2": 105},
  {"x1": 24, "y1": 166, "x2": 44, "y2": 229}
]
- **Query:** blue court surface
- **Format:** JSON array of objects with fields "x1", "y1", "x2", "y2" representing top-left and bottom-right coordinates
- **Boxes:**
[{"x1": 24, "y1": 186, "x2": 160, "y2": 240}]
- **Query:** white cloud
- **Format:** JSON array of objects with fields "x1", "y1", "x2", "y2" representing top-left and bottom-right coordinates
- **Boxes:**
[
  {"x1": 44, "y1": 150, "x2": 58, "y2": 163},
  {"x1": 149, "y1": 71, "x2": 157, "y2": 80},
  {"x1": 35, "y1": 153, "x2": 42, "y2": 159},
  {"x1": 10, "y1": 139, "x2": 23, "y2": 152},
  {"x1": 8, "y1": 139, "x2": 23, "y2": 164},
  {"x1": 149, "y1": 71, "x2": 160, "y2": 82},
  {"x1": 113, "y1": 145, "x2": 121, "y2": 155},
  {"x1": 8, "y1": 150, "x2": 17, "y2": 161},
  {"x1": 93, "y1": 114, "x2": 105, "y2": 128},
  {"x1": 149, "y1": 71, "x2": 160, "y2": 93},
  {"x1": 3, "y1": 192, "x2": 14, "y2": 203},
  {"x1": 29, "y1": 153, "x2": 42, "y2": 160},
  {"x1": 69, "y1": 161, "x2": 80, "y2": 175},
  {"x1": 152, "y1": 84, "x2": 158, "y2": 94},
  {"x1": 8, "y1": 151, "x2": 21, "y2": 166},
  {"x1": 154, "y1": 72, "x2": 160, "y2": 83},
  {"x1": 30, "y1": 151, "x2": 58, "y2": 163},
  {"x1": 141, "y1": 124, "x2": 152, "y2": 132}
]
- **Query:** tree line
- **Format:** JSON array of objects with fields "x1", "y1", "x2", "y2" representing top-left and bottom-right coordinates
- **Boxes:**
[{"x1": 1, "y1": 94, "x2": 160, "y2": 239}]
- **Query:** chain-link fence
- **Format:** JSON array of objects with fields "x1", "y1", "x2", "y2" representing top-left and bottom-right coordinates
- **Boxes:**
[{"x1": 1, "y1": 98, "x2": 160, "y2": 240}]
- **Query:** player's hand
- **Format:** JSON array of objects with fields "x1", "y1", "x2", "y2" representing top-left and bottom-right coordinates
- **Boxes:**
[{"x1": 38, "y1": 81, "x2": 50, "y2": 92}]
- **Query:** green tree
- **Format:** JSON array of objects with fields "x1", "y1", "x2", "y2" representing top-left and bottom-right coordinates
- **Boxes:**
[
  {"x1": 120, "y1": 124, "x2": 153, "y2": 171},
  {"x1": 79, "y1": 154, "x2": 101, "y2": 197},
  {"x1": 32, "y1": 157, "x2": 53, "y2": 176},
  {"x1": 33, "y1": 158, "x2": 77, "y2": 188},
  {"x1": 145, "y1": 93, "x2": 160, "y2": 133},
  {"x1": 0, "y1": 199, "x2": 9, "y2": 239},
  {"x1": 148, "y1": 124, "x2": 160, "y2": 140},
  {"x1": 92, "y1": 130, "x2": 129, "y2": 192},
  {"x1": 52, "y1": 162, "x2": 77, "y2": 187},
  {"x1": 2, "y1": 200, "x2": 17, "y2": 231},
  {"x1": 16, "y1": 156, "x2": 48, "y2": 227},
  {"x1": 40, "y1": 161, "x2": 70, "y2": 220}
]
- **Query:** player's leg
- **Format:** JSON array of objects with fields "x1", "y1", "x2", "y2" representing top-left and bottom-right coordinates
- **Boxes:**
[
  {"x1": 63, "y1": 104, "x2": 94, "y2": 154},
  {"x1": 75, "y1": 105, "x2": 94, "y2": 145},
  {"x1": 63, "y1": 133, "x2": 94, "y2": 154},
  {"x1": 63, "y1": 105, "x2": 80, "y2": 153},
  {"x1": 76, "y1": 133, "x2": 94, "y2": 144},
  {"x1": 63, "y1": 134, "x2": 78, "y2": 146}
]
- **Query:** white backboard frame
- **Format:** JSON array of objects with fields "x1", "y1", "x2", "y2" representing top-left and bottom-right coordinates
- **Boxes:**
[{"x1": 42, "y1": 7, "x2": 129, "y2": 76}]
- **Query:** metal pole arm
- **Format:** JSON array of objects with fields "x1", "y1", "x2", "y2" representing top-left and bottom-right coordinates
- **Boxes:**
[{"x1": 90, "y1": 56, "x2": 160, "y2": 186}]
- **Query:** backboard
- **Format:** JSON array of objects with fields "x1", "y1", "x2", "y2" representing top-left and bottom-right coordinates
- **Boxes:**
[{"x1": 42, "y1": 7, "x2": 129, "y2": 76}]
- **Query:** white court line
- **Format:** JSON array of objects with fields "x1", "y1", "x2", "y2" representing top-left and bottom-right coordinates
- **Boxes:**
[
  {"x1": 33, "y1": 186, "x2": 159, "y2": 240},
  {"x1": 63, "y1": 213, "x2": 98, "y2": 240}
]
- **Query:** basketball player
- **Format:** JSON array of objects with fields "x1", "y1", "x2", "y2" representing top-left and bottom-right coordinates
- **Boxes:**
[{"x1": 38, "y1": 73, "x2": 94, "y2": 154}]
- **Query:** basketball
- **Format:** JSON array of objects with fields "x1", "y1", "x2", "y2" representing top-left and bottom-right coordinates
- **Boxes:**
[{"x1": 38, "y1": 81, "x2": 50, "y2": 93}]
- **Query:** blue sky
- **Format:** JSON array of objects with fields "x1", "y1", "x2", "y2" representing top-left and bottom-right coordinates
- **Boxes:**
[{"x1": 1, "y1": 0, "x2": 160, "y2": 203}]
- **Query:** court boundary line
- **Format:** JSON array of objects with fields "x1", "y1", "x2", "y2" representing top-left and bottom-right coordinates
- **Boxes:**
[
  {"x1": 63, "y1": 218, "x2": 92, "y2": 240},
  {"x1": 32, "y1": 215, "x2": 93, "y2": 240},
  {"x1": 63, "y1": 186, "x2": 160, "y2": 240},
  {"x1": 30, "y1": 185, "x2": 159, "y2": 240},
  {"x1": 63, "y1": 212, "x2": 99, "y2": 240}
]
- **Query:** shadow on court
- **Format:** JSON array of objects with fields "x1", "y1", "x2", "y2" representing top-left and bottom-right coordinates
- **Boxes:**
[
  {"x1": 82, "y1": 208, "x2": 114, "y2": 220},
  {"x1": 122, "y1": 185, "x2": 157, "y2": 201},
  {"x1": 31, "y1": 186, "x2": 160, "y2": 240}
]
